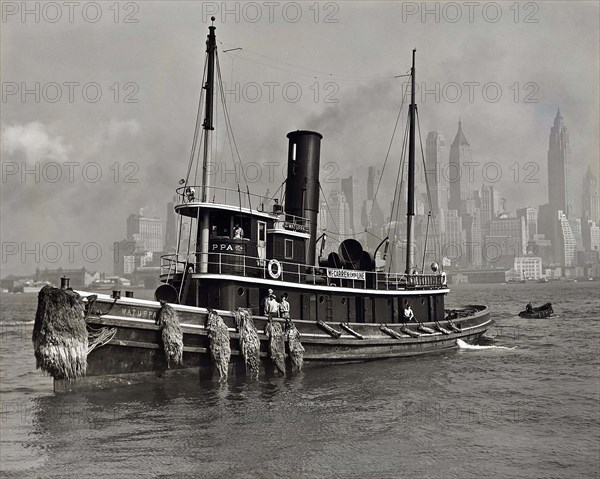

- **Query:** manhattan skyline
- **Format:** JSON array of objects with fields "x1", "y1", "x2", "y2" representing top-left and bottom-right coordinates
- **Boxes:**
[{"x1": 1, "y1": 1, "x2": 599, "y2": 277}]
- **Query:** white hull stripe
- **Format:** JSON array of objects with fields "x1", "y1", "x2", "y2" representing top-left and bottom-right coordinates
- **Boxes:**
[{"x1": 189, "y1": 274, "x2": 449, "y2": 296}]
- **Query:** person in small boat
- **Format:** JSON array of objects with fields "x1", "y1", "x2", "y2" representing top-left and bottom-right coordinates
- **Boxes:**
[
  {"x1": 279, "y1": 293, "x2": 290, "y2": 319},
  {"x1": 403, "y1": 302, "x2": 415, "y2": 322},
  {"x1": 526, "y1": 302, "x2": 533, "y2": 313}
]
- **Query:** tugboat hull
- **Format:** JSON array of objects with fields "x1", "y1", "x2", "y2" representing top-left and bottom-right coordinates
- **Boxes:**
[{"x1": 52, "y1": 292, "x2": 491, "y2": 392}]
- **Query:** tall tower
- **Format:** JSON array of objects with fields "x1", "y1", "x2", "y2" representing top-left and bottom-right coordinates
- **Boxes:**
[
  {"x1": 340, "y1": 177, "x2": 355, "y2": 234},
  {"x1": 425, "y1": 131, "x2": 447, "y2": 215},
  {"x1": 582, "y1": 165, "x2": 599, "y2": 224},
  {"x1": 548, "y1": 108, "x2": 573, "y2": 218},
  {"x1": 448, "y1": 119, "x2": 473, "y2": 217}
]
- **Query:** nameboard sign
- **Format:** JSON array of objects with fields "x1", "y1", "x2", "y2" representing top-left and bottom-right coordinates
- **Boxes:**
[
  {"x1": 327, "y1": 269, "x2": 365, "y2": 281},
  {"x1": 283, "y1": 222, "x2": 309, "y2": 233},
  {"x1": 211, "y1": 243, "x2": 243, "y2": 252}
]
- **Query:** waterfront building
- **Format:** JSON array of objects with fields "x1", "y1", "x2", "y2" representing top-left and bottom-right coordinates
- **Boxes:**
[
  {"x1": 514, "y1": 256, "x2": 543, "y2": 280},
  {"x1": 127, "y1": 211, "x2": 164, "y2": 253}
]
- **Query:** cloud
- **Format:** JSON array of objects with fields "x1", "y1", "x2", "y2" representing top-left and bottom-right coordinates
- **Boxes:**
[
  {"x1": 106, "y1": 118, "x2": 141, "y2": 145},
  {"x1": 1, "y1": 122, "x2": 71, "y2": 164}
]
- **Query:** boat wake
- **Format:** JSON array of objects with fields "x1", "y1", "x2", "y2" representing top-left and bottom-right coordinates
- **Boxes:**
[{"x1": 456, "y1": 339, "x2": 516, "y2": 350}]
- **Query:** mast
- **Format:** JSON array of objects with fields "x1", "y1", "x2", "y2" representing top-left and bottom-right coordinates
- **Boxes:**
[
  {"x1": 199, "y1": 17, "x2": 217, "y2": 273},
  {"x1": 405, "y1": 49, "x2": 416, "y2": 274}
]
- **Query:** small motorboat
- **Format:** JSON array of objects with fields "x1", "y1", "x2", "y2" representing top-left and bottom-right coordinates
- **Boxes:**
[{"x1": 518, "y1": 302, "x2": 554, "y2": 318}]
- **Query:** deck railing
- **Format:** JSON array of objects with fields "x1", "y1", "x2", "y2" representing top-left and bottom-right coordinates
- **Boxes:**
[
  {"x1": 160, "y1": 252, "x2": 446, "y2": 290},
  {"x1": 174, "y1": 185, "x2": 310, "y2": 231}
]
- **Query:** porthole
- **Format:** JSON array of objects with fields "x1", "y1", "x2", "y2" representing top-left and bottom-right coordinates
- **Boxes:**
[
  {"x1": 319, "y1": 296, "x2": 324, "y2": 303},
  {"x1": 342, "y1": 297, "x2": 346, "y2": 305},
  {"x1": 237, "y1": 288, "x2": 245, "y2": 296}
]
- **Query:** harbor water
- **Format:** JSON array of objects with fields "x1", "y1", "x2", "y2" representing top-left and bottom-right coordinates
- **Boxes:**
[{"x1": 1, "y1": 282, "x2": 598, "y2": 478}]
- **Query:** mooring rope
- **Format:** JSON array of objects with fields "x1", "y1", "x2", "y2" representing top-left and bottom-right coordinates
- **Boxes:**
[{"x1": 87, "y1": 327, "x2": 117, "y2": 353}]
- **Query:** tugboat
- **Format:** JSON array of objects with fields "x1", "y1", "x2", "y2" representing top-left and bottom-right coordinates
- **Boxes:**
[{"x1": 33, "y1": 20, "x2": 491, "y2": 392}]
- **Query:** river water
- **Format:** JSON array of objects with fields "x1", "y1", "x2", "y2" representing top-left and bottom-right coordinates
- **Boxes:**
[{"x1": 1, "y1": 282, "x2": 598, "y2": 478}]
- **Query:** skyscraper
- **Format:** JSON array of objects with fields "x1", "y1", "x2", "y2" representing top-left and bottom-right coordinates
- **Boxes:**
[
  {"x1": 478, "y1": 185, "x2": 500, "y2": 233},
  {"x1": 425, "y1": 131, "x2": 447, "y2": 215},
  {"x1": 558, "y1": 211, "x2": 576, "y2": 267},
  {"x1": 547, "y1": 109, "x2": 573, "y2": 218},
  {"x1": 582, "y1": 165, "x2": 599, "y2": 224},
  {"x1": 323, "y1": 189, "x2": 351, "y2": 238},
  {"x1": 448, "y1": 120, "x2": 473, "y2": 217},
  {"x1": 517, "y1": 206, "x2": 538, "y2": 242},
  {"x1": 340, "y1": 177, "x2": 355, "y2": 234},
  {"x1": 127, "y1": 212, "x2": 164, "y2": 253}
]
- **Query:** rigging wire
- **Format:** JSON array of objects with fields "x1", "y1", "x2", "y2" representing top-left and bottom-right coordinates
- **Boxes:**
[
  {"x1": 368, "y1": 74, "x2": 410, "y2": 222},
  {"x1": 215, "y1": 51, "x2": 253, "y2": 205},
  {"x1": 217, "y1": 42, "x2": 397, "y2": 82},
  {"x1": 318, "y1": 184, "x2": 341, "y2": 238},
  {"x1": 416, "y1": 108, "x2": 442, "y2": 270},
  {"x1": 185, "y1": 55, "x2": 209, "y2": 186},
  {"x1": 387, "y1": 113, "x2": 410, "y2": 273}
]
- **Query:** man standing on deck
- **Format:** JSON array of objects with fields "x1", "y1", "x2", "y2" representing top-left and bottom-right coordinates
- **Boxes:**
[
  {"x1": 264, "y1": 289, "x2": 279, "y2": 317},
  {"x1": 279, "y1": 293, "x2": 290, "y2": 319},
  {"x1": 404, "y1": 302, "x2": 415, "y2": 322}
]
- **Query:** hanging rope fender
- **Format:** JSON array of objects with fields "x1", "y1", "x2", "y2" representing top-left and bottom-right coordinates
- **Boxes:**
[
  {"x1": 156, "y1": 301, "x2": 184, "y2": 368},
  {"x1": 206, "y1": 309, "x2": 231, "y2": 380},
  {"x1": 264, "y1": 317, "x2": 286, "y2": 374},
  {"x1": 33, "y1": 285, "x2": 88, "y2": 380},
  {"x1": 284, "y1": 318, "x2": 304, "y2": 371},
  {"x1": 234, "y1": 308, "x2": 260, "y2": 377}
]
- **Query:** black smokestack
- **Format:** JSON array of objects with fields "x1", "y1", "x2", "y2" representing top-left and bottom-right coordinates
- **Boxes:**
[{"x1": 285, "y1": 130, "x2": 323, "y2": 265}]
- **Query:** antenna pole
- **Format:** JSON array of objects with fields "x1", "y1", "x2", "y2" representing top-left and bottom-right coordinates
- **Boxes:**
[
  {"x1": 405, "y1": 49, "x2": 416, "y2": 274},
  {"x1": 199, "y1": 18, "x2": 217, "y2": 274}
]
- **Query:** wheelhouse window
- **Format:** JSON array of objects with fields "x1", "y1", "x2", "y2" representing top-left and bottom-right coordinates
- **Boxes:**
[{"x1": 284, "y1": 239, "x2": 293, "y2": 259}]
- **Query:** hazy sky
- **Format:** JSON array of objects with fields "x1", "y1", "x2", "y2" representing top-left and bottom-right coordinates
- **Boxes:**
[{"x1": 1, "y1": 1, "x2": 599, "y2": 276}]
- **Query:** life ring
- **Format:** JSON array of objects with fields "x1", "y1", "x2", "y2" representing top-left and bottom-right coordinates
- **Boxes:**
[
  {"x1": 267, "y1": 259, "x2": 282, "y2": 279},
  {"x1": 440, "y1": 272, "x2": 447, "y2": 285}
]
